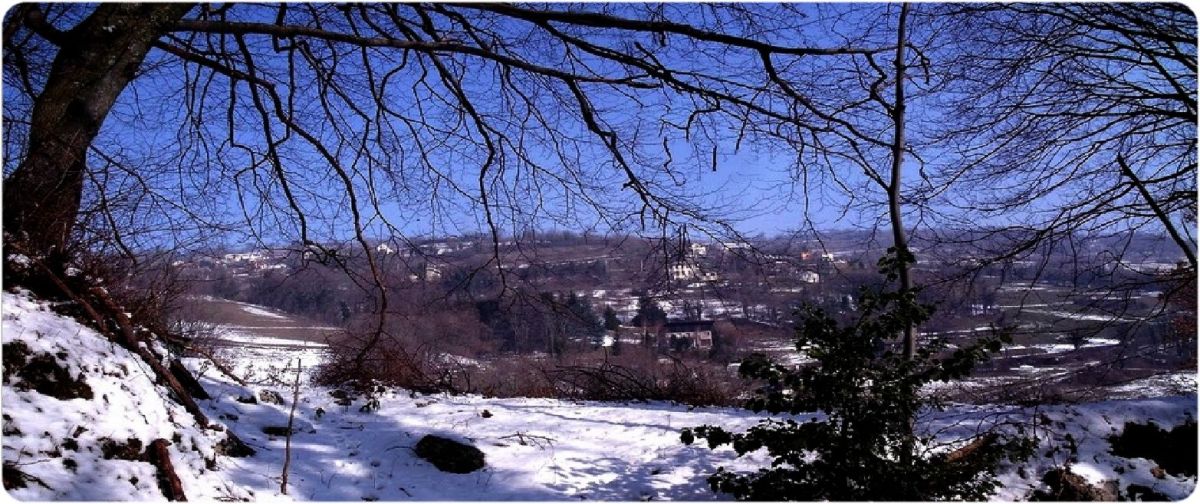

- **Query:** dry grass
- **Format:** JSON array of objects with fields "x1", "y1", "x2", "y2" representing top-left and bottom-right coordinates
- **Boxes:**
[{"x1": 176, "y1": 297, "x2": 339, "y2": 344}]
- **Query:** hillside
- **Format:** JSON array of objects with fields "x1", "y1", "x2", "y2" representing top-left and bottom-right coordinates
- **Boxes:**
[{"x1": 2, "y1": 290, "x2": 1196, "y2": 500}]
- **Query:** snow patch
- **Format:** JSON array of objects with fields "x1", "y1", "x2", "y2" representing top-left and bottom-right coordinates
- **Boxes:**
[{"x1": 238, "y1": 304, "x2": 289, "y2": 319}]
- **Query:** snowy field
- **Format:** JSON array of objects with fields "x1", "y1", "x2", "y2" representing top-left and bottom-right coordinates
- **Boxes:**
[{"x1": 2, "y1": 290, "x2": 1196, "y2": 500}]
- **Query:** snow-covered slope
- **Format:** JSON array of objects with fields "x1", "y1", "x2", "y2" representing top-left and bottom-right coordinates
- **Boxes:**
[
  {"x1": 1, "y1": 290, "x2": 256, "y2": 500},
  {"x1": 3, "y1": 289, "x2": 1196, "y2": 500}
]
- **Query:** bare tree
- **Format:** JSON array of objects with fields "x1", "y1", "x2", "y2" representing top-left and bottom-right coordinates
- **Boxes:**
[
  {"x1": 5, "y1": 3, "x2": 1190, "y2": 392},
  {"x1": 923, "y1": 3, "x2": 1195, "y2": 274},
  {"x1": 3, "y1": 3, "x2": 911, "y2": 371},
  {"x1": 910, "y1": 3, "x2": 1197, "y2": 380}
]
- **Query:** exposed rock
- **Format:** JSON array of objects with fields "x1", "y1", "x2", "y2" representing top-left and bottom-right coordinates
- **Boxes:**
[
  {"x1": 3, "y1": 414, "x2": 20, "y2": 436},
  {"x1": 1031, "y1": 467, "x2": 1118, "y2": 501},
  {"x1": 235, "y1": 395, "x2": 257, "y2": 404},
  {"x1": 262, "y1": 426, "x2": 292, "y2": 437},
  {"x1": 258, "y1": 389, "x2": 284, "y2": 405},
  {"x1": 214, "y1": 432, "x2": 255, "y2": 458},
  {"x1": 329, "y1": 389, "x2": 353, "y2": 406},
  {"x1": 414, "y1": 435, "x2": 485, "y2": 474}
]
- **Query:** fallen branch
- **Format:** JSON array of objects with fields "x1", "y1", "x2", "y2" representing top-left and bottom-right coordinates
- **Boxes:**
[
  {"x1": 87, "y1": 284, "x2": 211, "y2": 428},
  {"x1": 169, "y1": 359, "x2": 211, "y2": 400},
  {"x1": 146, "y1": 439, "x2": 187, "y2": 501},
  {"x1": 944, "y1": 433, "x2": 998, "y2": 464},
  {"x1": 26, "y1": 256, "x2": 210, "y2": 428}
]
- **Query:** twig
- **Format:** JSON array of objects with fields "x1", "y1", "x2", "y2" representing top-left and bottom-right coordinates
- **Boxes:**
[
  {"x1": 498, "y1": 432, "x2": 555, "y2": 450},
  {"x1": 280, "y1": 357, "x2": 302, "y2": 495}
]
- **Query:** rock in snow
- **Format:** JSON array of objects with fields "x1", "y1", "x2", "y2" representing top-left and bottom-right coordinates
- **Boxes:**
[{"x1": 415, "y1": 434, "x2": 487, "y2": 473}]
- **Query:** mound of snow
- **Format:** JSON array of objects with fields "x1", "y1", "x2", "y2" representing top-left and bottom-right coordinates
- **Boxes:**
[{"x1": 2, "y1": 290, "x2": 255, "y2": 500}]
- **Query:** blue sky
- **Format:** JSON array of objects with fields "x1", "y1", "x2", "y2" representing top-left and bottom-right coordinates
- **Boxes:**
[{"x1": 6, "y1": 3, "x2": 1190, "y2": 252}]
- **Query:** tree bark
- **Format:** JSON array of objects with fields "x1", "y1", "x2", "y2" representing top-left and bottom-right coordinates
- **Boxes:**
[
  {"x1": 888, "y1": 3, "x2": 914, "y2": 361},
  {"x1": 2, "y1": 4, "x2": 192, "y2": 256},
  {"x1": 892, "y1": 1, "x2": 916, "y2": 360},
  {"x1": 888, "y1": 3, "x2": 917, "y2": 471},
  {"x1": 169, "y1": 359, "x2": 211, "y2": 400}
]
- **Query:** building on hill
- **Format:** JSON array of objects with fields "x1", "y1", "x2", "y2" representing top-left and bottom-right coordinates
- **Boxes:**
[
  {"x1": 662, "y1": 320, "x2": 715, "y2": 349},
  {"x1": 669, "y1": 261, "x2": 697, "y2": 281}
]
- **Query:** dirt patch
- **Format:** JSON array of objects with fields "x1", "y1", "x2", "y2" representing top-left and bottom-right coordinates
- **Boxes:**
[
  {"x1": 3, "y1": 463, "x2": 50, "y2": 491},
  {"x1": 1123, "y1": 484, "x2": 1170, "y2": 501},
  {"x1": 214, "y1": 432, "x2": 255, "y2": 458},
  {"x1": 1030, "y1": 467, "x2": 1118, "y2": 501},
  {"x1": 99, "y1": 437, "x2": 144, "y2": 461},
  {"x1": 3, "y1": 340, "x2": 93, "y2": 400},
  {"x1": 1108, "y1": 420, "x2": 1197, "y2": 477},
  {"x1": 258, "y1": 389, "x2": 284, "y2": 405}
]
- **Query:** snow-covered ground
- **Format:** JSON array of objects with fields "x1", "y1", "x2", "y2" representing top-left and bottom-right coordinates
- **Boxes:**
[
  {"x1": 3, "y1": 290, "x2": 1197, "y2": 500},
  {"x1": 1, "y1": 290, "x2": 254, "y2": 500},
  {"x1": 235, "y1": 303, "x2": 289, "y2": 320}
]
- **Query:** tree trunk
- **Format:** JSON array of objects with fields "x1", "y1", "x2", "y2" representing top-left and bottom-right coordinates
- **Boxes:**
[
  {"x1": 888, "y1": 3, "x2": 917, "y2": 471},
  {"x1": 3, "y1": 4, "x2": 192, "y2": 256},
  {"x1": 888, "y1": 3, "x2": 914, "y2": 360}
]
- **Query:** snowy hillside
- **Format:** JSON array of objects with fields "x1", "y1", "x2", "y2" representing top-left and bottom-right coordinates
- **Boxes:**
[
  {"x1": 3, "y1": 290, "x2": 1196, "y2": 500},
  {"x1": 2, "y1": 290, "x2": 254, "y2": 500}
]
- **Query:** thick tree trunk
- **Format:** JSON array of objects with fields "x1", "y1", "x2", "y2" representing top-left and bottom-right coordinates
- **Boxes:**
[{"x1": 2, "y1": 4, "x2": 192, "y2": 256}]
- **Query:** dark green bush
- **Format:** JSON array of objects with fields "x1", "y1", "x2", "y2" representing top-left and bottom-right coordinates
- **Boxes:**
[{"x1": 682, "y1": 249, "x2": 1033, "y2": 500}]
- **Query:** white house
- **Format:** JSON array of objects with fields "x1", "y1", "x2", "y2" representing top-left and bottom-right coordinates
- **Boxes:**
[
  {"x1": 662, "y1": 320, "x2": 715, "y2": 349},
  {"x1": 669, "y1": 262, "x2": 696, "y2": 281},
  {"x1": 425, "y1": 264, "x2": 443, "y2": 281}
]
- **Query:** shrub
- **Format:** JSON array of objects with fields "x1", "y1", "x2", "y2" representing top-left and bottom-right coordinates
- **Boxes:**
[
  {"x1": 313, "y1": 329, "x2": 433, "y2": 392},
  {"x1": 682, "y1": 249, "x2": 1033, "y2": 500},
  {"x1": 543, "y1": 352, "x2": 738, "y2": 406}
]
